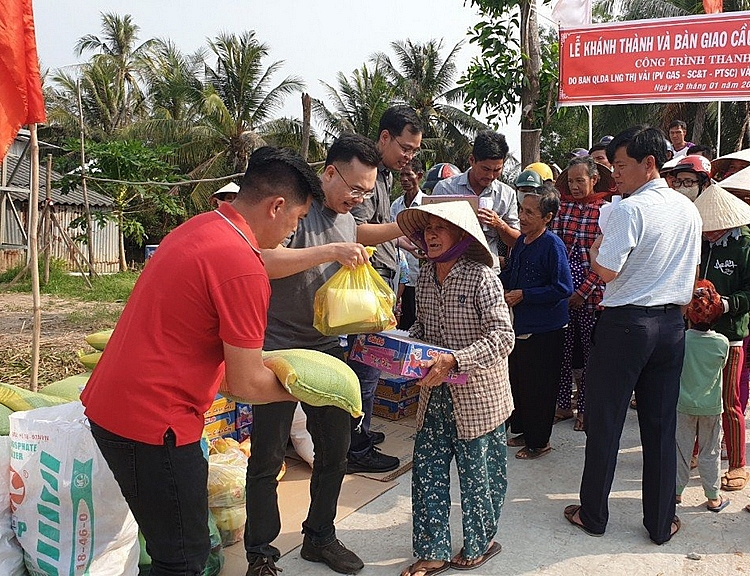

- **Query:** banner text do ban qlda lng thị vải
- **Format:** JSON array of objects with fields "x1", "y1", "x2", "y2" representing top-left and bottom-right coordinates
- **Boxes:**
[{"x1": 558, "y1": 12, "x2": 750, "y2": 106}]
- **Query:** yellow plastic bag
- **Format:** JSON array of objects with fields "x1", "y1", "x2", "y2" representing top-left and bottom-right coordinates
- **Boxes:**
[{"x1": 313, "y1": 247, "x2": 396, "y2": 336}]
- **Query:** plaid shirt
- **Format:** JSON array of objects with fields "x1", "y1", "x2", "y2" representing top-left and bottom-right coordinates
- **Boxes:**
[
  {"x1": 551, "y1": 197, "x2": 606, "y2": 312},
  {"x1": 410, "y1": 257, "x2": 515, "y2": 440}
]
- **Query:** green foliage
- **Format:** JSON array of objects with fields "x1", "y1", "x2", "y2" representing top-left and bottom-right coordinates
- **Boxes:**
[
  {"x1": 1, "y1": 260, "x2": 138, "y2": 302},
  {"x1": 59, "y1": 139, "x2": 183, "y2": 246}
]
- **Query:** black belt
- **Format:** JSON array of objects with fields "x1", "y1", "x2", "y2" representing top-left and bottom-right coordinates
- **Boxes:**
[
  {"x1": 373, "y1": 267, "x2": 396, "y2": 280},
  {"x1": 616, "y1": 304, "x2": 680, "y2": 311}
]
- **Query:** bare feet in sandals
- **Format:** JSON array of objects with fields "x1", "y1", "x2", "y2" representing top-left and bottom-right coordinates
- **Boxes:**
[
  {"x1": 400, "y1": 559, "x2": 449, "y2": 576},
  {"x1": 449, "y1": 541, "x2": 502, "y2": 570}
]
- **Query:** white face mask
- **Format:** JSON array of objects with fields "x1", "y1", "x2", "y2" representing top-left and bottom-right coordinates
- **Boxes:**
[{"x1": 677, "y1": 185, "x2": 700, "y2": 201}]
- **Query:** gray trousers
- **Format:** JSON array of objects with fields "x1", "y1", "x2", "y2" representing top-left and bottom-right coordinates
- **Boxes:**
[{"x1": 676, "y1": 412, "x2": 722, "y2": 500}]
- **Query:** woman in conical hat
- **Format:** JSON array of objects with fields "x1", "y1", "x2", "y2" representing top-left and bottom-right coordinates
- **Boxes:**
[
  {"x1": 694, "y1": 183, "x2": 750, "y2": 492},
  {"x1": 395, "y1": 200, "x2": 514, "y2": 575}
]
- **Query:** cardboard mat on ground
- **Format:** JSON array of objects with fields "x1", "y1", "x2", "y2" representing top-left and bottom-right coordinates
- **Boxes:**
[
  {"x1": 352, "y1": 415, "x2": 416, "y2": 482},
  {"x1": 221, "y1": 463, "x2": 394, "y2": 572}
]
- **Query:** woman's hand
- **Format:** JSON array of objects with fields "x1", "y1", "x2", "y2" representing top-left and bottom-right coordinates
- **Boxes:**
[
  {"x1": 569, "y1": 292, "x2": 585, "y2": 309},
  {"x1": 505, "y1": 289, "x2": 523, "y2": 308},
  {"x1": 419, "y1": 353, "x2": 457, "y2": 389}
]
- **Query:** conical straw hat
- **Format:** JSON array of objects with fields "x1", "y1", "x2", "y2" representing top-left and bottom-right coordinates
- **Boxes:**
[
  {"x1": 693, "y1": 183, "x2": 750, "y2": 232},
  {"x1": 396, "y1": 201, "x2": 493, "y2": 267},
  {"x1": 719, "y1": 166, "x2": 750, "y2": 195},
  {"x1": 711, "y1": 149, "x2": 750, "y2": 180}
]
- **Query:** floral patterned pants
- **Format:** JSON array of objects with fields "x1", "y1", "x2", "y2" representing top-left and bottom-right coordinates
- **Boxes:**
[{"x1": 411, "y1": 385, "x2": 507, "y2": 562}]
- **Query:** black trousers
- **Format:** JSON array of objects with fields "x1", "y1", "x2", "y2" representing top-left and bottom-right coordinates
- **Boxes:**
[
  {"x1": 245, "y1": 347, "x2": 350, "y2": 561},
  {"x1": 579, "y1": 306, "x2": 684, "y2": 543},
  {"x1": 90, "y1": 421, "x2": 210, "y2": 576},
  {"x1": 397, "y1": 285, "x2": 416, "y2": 330},
  {"x1": 507, "y1": 328, "x2": 565, "y2": 449}
]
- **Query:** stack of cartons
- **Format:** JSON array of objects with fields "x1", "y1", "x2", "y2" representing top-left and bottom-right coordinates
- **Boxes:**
[
  {"x1": 350, "y1": 330, "x2": 467, "y2": 421},
  {"x1": 235, "y1": 403, "x2": 253, "y2": 442},
  {"x1": 373, "y1": 376, "x2": 420, "y2": 420},
  {"x1": 204, "y1": 395, "x2": 237, "y2": 440}
]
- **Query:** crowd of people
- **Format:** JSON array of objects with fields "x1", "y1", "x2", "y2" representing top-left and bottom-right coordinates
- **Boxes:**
[{"x1": 77, "y1": 107, "x2": 750, "y2": 576}]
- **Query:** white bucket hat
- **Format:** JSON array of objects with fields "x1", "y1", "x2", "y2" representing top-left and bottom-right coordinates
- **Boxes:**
[
  {"x1": 212, "y1": 182, "x2": 240, "y2": 199},
  {"x1": 693, "y1": 183, "x2": 750, "y2": 232},
  {"x1": 396, "y1": 200, "x2": 494, "y2": 267}
]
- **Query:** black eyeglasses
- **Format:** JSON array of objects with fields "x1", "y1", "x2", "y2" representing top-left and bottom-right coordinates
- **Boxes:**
[
  {"x1": 333, "y1": 165, "x2": 376, "y2": 199},
  {"x1": 673, "y1": 178, "x2": 699, "y2": 188},
  {"x1": 392, "y1": 135, "x2": 420, "y2": 158}
]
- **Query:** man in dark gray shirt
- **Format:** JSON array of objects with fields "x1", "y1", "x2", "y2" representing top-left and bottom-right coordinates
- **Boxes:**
[
  {"x1": 245, "y1": 135, "x2": 377, "y2": 576},
  {"x1": 347, "y1": 105, "x2": 424, "y2": 473}
]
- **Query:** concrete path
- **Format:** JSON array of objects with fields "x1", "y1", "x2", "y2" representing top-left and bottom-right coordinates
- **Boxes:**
[{"x1": 226, "y1": 408, "x2": 750, "y2": 575}]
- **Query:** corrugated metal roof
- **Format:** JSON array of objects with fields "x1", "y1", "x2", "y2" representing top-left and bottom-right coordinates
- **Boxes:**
[{"x1": 2, "y1": 154, "x2": 113, "y2": 207}]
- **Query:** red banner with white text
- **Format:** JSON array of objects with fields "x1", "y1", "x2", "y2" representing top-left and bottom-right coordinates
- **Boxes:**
[{"x1": 558, "y1": 12, "x2": 750, "y2": 106}]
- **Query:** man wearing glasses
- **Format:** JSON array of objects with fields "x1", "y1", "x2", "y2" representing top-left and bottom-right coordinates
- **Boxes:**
[
  {"x1": 246, "y1": 134, "x2": 381, "y2": 576},
  {"x1": 346, "y1": 105, "x2": 424, "y2": 474},
  {"x1": 433, "y1": 130, "x2": 520, "y2": 270}
]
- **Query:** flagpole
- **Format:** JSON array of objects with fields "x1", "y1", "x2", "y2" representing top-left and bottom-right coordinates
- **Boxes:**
[{"x1": 29, "y1": 123, "x2": 41, "y2": 392}]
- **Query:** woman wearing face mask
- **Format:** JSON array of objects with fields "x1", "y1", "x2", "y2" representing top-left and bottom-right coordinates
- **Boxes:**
[
  {"x1": 693, "y1": 183, "x2": 750, "y2": 493},
  {"x1": 670, "y1": 155, "x2": 713, "y2": 201}
]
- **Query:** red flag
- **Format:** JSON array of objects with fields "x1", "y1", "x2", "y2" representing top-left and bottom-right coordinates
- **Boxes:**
[
  {"x1": 0, "y1": 0, "x2": 46, "y2": 159},
  {"x1": 703, "y1": 0, "x2": 723, "y2": 13}
]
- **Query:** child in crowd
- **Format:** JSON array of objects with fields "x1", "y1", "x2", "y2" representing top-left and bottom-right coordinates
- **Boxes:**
[{"x1": 676, "y1": 280, "x2": 730, "y2": 512}]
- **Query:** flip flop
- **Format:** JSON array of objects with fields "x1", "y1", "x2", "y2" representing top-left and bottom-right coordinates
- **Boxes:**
[
  {"x1": 651, "y1": 516, "x2": 680, "y2": 545},
  {"x1": 449, "y1": 541, "x2": 502, "y2": 571},
  {"x1": 721, "y1": 469, "x2": 749, "y2": 491},
  {"x1": 515, "y1": 445, "x2": 552, "y2": 460},
  {"x1": 707, "y1": 496, "x2": 730, "y2": 512},
  {"x1": 554, "y1": 409, "x2": 574, "y2": 424},
  {"x1": 573, "y1": 414, "x2": 586, "y2": 432},
  {"x1": 563, "y1": 504, "x2": 603, "y2": 537},
  {"x1": 400, "y1": 560, "x2": 450, "y2": 576},
  {"x1": 507, "y1": 434, "x2": 526, "y2": 447}
]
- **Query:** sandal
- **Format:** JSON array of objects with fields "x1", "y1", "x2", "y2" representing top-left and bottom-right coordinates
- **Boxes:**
[
  {"x1": 707, "y1": 496, "x2": 730, "y2": 512},
  {"x1": 515, "y1": 445, "x2": 552, "y2": 460},
  {"x1": 573, "y1": 414, "x2": 586, "y2": 432},
  {"x1": 449, "y1": 541, "x2": 502, "y2": 571},
  {"x1": 721, "y1": 468, "x2": 749, "y2": 491},
  {"x1": 554, "y1": 408, "x2": 574, "y2": 424},
  {"x1": 400, "y1": 560, "x2": 450, "y2": 576},
  {"x1": 507, "y1": 434, "x2": 526, "y2": 447},
  {"x1": 563, "y1": 504, "x2": 603, "y2": 537},
  {"x1": 651, "y1": 516, "x2": 680, "y2": 545}
]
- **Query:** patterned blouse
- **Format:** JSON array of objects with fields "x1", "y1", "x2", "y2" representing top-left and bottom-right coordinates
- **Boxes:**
[
  {"x1": 410, "y1": 256, "x2": 515, "y2": 440},
  {"x1": 551, "y1": 197, "x2": 606, "y2": 313}
]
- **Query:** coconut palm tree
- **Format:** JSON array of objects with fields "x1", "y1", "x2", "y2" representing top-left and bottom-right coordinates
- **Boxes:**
[
  {"x1": 141, "y1": 39, "x2": 205, "y2": 122},
  {"x1": 373, "y1": 39, "x2": 487, "y2": 165},
  {"x1": 313, "y1": 63, "x2": 395, "y2": 141},
  {"x1": 74, "y1": 12, "x2": 154, "y2": 129}
]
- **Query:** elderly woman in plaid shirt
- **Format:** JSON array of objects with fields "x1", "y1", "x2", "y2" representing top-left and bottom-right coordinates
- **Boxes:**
[
  {"x1": 395, "y1": 201, "x2": 515, "y2": 576},
  {"x1": 551, "y1": 156, "x2": 614, "y2": 431}
]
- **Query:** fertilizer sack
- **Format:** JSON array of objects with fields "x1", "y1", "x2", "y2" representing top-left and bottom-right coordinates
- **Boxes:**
[
  {"x1": 10, "y1": 402, "x2": 139, "y2": 576},
  {"x1": 0, "y1": 437, "x2": 25, "y2": 575}
]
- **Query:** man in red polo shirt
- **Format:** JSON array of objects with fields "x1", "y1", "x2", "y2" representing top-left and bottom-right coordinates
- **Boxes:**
[{"x1": 81, "y1": 147, "x2": 321, "y2": 576}]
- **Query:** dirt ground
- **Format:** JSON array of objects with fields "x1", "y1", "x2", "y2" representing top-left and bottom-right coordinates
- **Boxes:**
[{"x1": 0, "y1": 292, "x2": 123, "y2": 389}]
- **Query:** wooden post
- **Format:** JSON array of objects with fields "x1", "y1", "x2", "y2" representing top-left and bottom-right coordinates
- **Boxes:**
[
  {"x1": 301, "y1": 93, "x2": 311, "y2": 161},
  {"x1": 44, "y1": 154, "x2": 52, "y2": 284},
  {"x1": 77, "y1": 80, "x2": 97, "y2": 277},
  {"x1": 29, "y1": 124, "x2": 41, "y2": 392}
]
